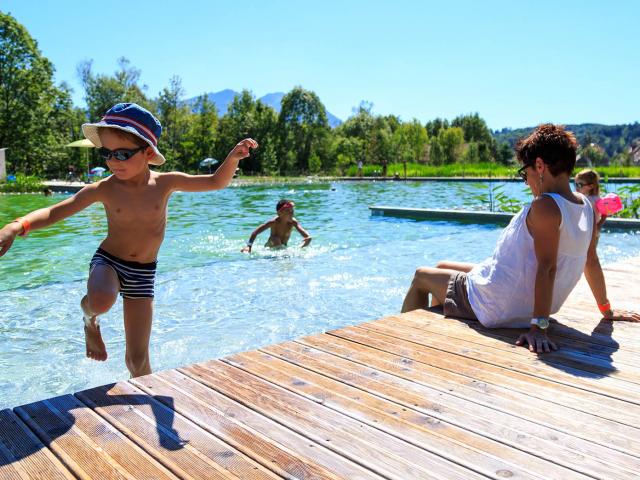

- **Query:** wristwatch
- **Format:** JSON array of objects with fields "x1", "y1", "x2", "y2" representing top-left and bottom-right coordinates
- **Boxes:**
[{"x1": 530, "y1": 317, "x2": 550, "y2": 330}]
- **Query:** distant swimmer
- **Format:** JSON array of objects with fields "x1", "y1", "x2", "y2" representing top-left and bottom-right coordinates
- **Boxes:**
[{"x1": 241, "y1": 199, "x2": 312, "y2": 253}]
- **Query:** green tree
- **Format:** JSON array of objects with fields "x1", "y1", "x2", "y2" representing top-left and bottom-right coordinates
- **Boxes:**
[
  {"x1": 333, "y1": 103, "x2": 375, "y2": 169},
  {"x1": 0, "y1": 12, "x2": 75, "y2": 175},
  {"x1": 78, "y1": 57, "x2": 151, "y2": 122},
  {"x1": 495, "y1": 141, "x2": 514, "y2": 165},
  {"x1": 42, "y1": 82, "x2": 88, "y2": 178},
  {"x1": 277, "y1": 86, "x2": 330, "y2": 174},
  {"x1": 437, "y1": 127, "x2": 465, "y2": 164},
  {"x1": 330, "y1": 135, "x2": 363, "y2": 175},
  {"x1": 393, "y1": 120, "x2": 428, "y2": 162},
  {"x1": 182, "y1": 94, "x2": 218, "y2": 172},
  {"x1": 155, "y1": 76, "x2": 191, "y2": 170},
  {"x1": 215, "y1": 90, "x2": 278, "y2": 174},
  {"x1": 367, "y1": 116, "x2": 394, "y2": 175},
  {"x1": 451, "y1": 113, "x2": 493, "y2": 144},
  {"x1": 425, "y1": 118, "x2": 449, "y2": 138},
  {"x1": 580, "y1": 143, "x2": 609, "y2": 167}
]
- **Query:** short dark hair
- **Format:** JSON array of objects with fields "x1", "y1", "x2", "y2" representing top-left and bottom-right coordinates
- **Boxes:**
[
  {"x1": 276, "y1": 199, "x2": 293, "y2": 212},
  {"x1": 97, "y1": 127, "x2": 148, "y2": 148},
  {"x1": 515, "y1": 124, "x2": 577, "y2": 176}
]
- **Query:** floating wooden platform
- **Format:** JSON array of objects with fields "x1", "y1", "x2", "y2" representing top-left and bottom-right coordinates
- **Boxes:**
[
  {"x1": 2, "y1": 258, "x2": 639, "y2": 479},
  {"x1": 340, "y1": 177, "x2": 640, "y2": 183},
  {"x1": 370, "y1": 205, "x2": 640, "y2": 230}
]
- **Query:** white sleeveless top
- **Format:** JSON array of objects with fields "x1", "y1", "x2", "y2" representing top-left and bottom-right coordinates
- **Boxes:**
[{"x1": 466, "y1": 192, "x2": 594, "y2": 328}]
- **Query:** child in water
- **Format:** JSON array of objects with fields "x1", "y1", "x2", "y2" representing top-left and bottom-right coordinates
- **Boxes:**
[
  {"x1": 241, "y1": 199, "x2": 312, "y2": 253},
  {"x1": 0, "y1": 103, "x2": 257, "y2": 377}
]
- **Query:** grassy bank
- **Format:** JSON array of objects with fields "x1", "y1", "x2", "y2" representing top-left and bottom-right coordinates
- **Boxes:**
[{"x1": 344, "y1": 162, "x2": 640, "y2": 178}]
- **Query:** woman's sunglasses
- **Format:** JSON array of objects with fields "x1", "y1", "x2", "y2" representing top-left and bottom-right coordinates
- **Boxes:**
[
  {"x1": 517, "y1": 164, "x2": 533, "y2": 181},
  {"x1": 98, "y1": 146, "x2": 147, "y2": 162},
  {"x1": 575, "y1": 182, "x2": 591, "y2": 189}
]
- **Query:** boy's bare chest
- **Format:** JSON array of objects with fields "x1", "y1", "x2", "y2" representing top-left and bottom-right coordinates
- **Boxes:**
[
  {"x1": 104, "y1": 186, "x2": 169, "y2": 226},
  {"x1": 272, "y1": 220, "x2": 294, "y2": 237}
]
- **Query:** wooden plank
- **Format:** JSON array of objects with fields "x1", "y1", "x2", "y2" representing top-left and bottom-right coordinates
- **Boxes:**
[
  {"x1": 131, "y1": 369, "x2": 383, "y2": 480},
  {"x1": 260, "y1": 341, "x2": 640, "y2": 477},
  {"x1": 76, "y1": 382, "x2": 279, "y2": 480},
  {"x1": 0, "y1": 409, "x2": 74, "y2": 480},
  {"x1": 181, "y1": 360, "x2": 485, "y2": 480},
  {"x1": 15, "y1": 394, "x2": 158, "y2": 480},
  {"x1": 345, "y1": 321, "x2": 640, "y2": 401},
  {"x1": 285, "y1": 338, "x2": 640, "y2": 454},
  {"x1": 297, "y1": 334, "x2": 638, "y2": 432},
  {"x1": 327, "y1": 326, "x2": 640, "y2": 423},
  {"x1": 225, "y1": 350, "x2": 603, "y2": 479},
  {"x1": 397, "y1": 311, "x2": 640, "y2": 368},
  {"x1": 364, "y1": 315, "x2": 640, "y2": 386},
  {"x1": 545, "y1": 313, "x2": 640, "y2": 353},
  {"x1": 19, "y1": 394, "x2": 179, "y2": 480}
]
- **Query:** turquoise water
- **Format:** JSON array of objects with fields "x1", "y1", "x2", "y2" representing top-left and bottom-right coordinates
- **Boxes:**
[{"x1": 1, "y1": 180, "x2": 639, "y2": 409}]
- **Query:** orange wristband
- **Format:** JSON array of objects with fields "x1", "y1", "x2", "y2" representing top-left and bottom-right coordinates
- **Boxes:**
[
  {"x1": 13, "y1": 217, "x2": 31, "y2": 237},
  {"x1": 598, "y1": 301, "x2": 611, "y2": 314}
]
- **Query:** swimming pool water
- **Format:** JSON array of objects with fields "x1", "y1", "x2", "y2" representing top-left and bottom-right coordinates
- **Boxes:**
[{"x1": 1, "y1": 181, "x2": 639, "y2": 408}]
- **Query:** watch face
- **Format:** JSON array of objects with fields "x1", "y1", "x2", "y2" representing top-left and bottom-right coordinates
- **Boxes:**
[{"x1": 537, "y1": 317, "x2": 550, "y2": 329}]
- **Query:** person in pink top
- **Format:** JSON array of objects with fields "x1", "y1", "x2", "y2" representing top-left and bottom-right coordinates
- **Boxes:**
[{"x1": 401, "y1": 124, "x2": 639, "y2": 353}]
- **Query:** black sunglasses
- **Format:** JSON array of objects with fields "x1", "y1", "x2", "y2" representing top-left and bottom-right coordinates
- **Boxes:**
[
  {"x1": 98, "y1": 146, "x2": 147, "y2": 162},
  {"x1": 517, "y1": 164, "x2": 532, "y2": 181}
]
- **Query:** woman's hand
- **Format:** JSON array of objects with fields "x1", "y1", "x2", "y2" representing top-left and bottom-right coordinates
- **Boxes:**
[
  {"x1": 516, "y1": 327, "x2": 558, "y2": 353},
  {"x1": 604, "y1": 309, "x2": 640, "y2": 322}
]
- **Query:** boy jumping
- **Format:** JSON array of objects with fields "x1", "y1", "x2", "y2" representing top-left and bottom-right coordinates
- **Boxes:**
[
  {"x1": 241, "y1": 199, "x2": 312, "y2": 253},
  {"x1": 0, "y1": 103, "x2": 257, "y2": 377}
]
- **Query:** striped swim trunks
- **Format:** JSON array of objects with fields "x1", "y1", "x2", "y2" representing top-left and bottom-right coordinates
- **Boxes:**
[{"x1": 89, "y1": 248, "x2": 157, "y2": 299}]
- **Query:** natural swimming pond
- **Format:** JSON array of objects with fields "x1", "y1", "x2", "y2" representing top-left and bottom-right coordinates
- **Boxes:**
[{"x1": 1, "y1": 180, "x2": 639, "y2": 408}]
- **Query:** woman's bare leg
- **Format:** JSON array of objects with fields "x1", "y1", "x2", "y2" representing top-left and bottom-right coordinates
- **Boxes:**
[
  {"x1": 435, "y1": 261, "x2": 475, "y2": 273},
  {"x1": 82, "y1": 264, "x2": 119, "y2": 361},
  {"x1": 123, "y1": 297, "x2": 153, "y2": 377},
  {"x1": 429, "y1": 261, "x2": 476, "y2": 307},
  {"x1": 401, "y1": 266, "x2": 460, "y2": 313}
]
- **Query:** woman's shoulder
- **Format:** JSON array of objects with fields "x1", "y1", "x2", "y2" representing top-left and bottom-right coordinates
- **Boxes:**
[{"x1": 528, "y1": 195, "x2": 562, "y2": 226}]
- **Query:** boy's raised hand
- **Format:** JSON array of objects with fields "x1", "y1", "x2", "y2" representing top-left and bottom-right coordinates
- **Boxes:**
[
  {"x1": 0, "y1": 223, "x2": 21, "y2": 257},
  {"x1": 228, "y1": 138, "x2": 258, "y2": 162}
]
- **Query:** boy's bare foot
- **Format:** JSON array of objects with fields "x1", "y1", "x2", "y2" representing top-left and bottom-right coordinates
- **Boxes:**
[{"x1": 81, "y1": 296, "x2": 107, "y2": 361}]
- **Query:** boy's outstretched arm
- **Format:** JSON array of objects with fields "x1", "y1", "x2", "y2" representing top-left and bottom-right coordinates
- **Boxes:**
[
  {"x1": 241, "y1": 220, "x2": 273, "y2": 253},
  {"x1": 0, "y1": 183, "x2": 102, "y2": 257},
  {"x1": 584, "y1": 211, "x2": 640, "y2": 322},
  {"x1": 164, "y1": 138, "x2": 258, "y2": 193},
  {"x1": 294, "y1": 220, "x2": 312, "y2": 248}
]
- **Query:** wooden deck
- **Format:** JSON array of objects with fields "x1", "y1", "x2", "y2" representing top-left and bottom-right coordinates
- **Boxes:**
[{"x1": 2, "y1": 258, "x2": 639, "y2": 479}]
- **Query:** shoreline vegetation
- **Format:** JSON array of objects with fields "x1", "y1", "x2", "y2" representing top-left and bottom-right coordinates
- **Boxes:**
[{"x1": 2, "y1": 164, "x2": 640, "y2": 194}]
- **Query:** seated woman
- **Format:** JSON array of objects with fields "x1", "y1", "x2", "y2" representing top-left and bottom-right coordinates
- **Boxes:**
[{"x1": 401, "y1": 124, "x2": 639, "y2": 353}]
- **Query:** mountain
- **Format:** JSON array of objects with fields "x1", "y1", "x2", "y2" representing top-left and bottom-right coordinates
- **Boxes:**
[{"x1": 186, "y1": 90, "x2": 342, "y2": 127}]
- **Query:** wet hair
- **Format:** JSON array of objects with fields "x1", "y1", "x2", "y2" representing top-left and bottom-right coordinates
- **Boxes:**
[
  {"x1": 515, "y1": 124, "x2": 577, "y2": 176},
  {"x1": 97, "y1": 127, "x2": 148, "y2": 148},
  {"x1": 276, "y1": 199, "x2": 294, "y2": 212},
  {"x1": 574, "y1": 168, "x2": 600, "y2": 195}
]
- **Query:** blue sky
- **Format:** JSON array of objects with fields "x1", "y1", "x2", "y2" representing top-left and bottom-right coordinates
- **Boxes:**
[{"x1": 3, "y1": 0, "x2": 639, "y2": 129}]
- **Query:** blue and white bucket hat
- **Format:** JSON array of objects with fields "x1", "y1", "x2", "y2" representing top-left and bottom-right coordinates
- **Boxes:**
[{"x1": 82, "y1": 103, "x2": 166, "y2": 166}]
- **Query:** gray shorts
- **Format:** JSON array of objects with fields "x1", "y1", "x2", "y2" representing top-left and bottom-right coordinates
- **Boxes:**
[{"x1": 443, "y1": 272, "x2": 477, "y2": 320}]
